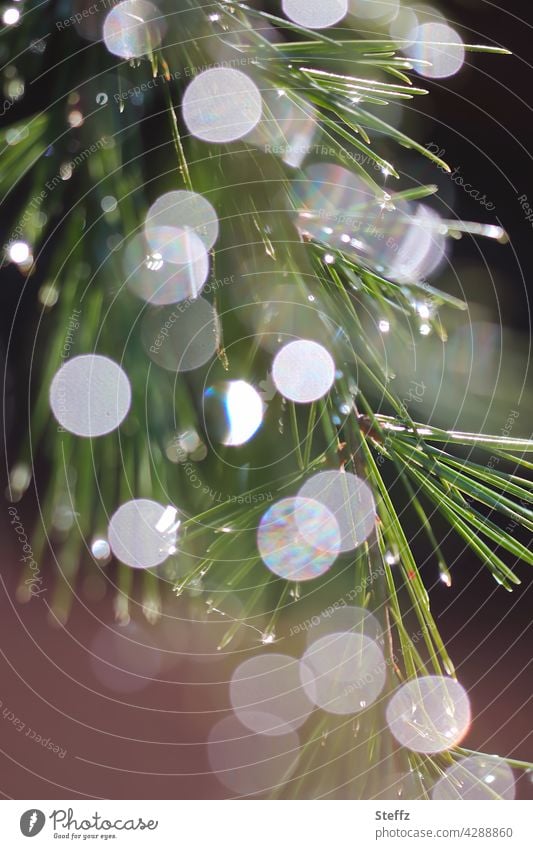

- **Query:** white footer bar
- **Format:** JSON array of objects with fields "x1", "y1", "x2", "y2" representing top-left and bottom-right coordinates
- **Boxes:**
[{"x1": 2, "y1": 799, "x2": 531, "y2": 848}]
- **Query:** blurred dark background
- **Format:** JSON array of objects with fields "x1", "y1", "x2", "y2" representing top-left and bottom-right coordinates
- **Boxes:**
[{"x1": 1, "y1": 0, "x2": 532, "y2": 799}]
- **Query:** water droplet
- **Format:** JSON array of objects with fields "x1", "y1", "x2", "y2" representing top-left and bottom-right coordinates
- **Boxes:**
[
  {"x1": 3, "y1": 7, "x2": 20, "y2": 25},
  {"x1": 7, "y1": 241, "x2": 31, "y2": 264},
  {"x1": 91, "y1": 538, "x2": 111, "y2": 561}
]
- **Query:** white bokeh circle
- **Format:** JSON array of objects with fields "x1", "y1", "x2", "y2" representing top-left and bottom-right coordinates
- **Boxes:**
[
  {"x1": 103, "y1": 0, "x2": 165, "y2": 59},
  {"x1": 146, "y1": 190, "x2": 219, "y2": 251},
  {"x1": 272, "y1": 339, "x2": 335, "y2": 403},
  {"x1": 297, "y1": 471, "x2": 376, "y2": 552},
  {"x1": 182, "y1": 68, "x2": 262, "y2": 143},
  {"x1": 301, "y1": 632, "x2": 386, "y2": 715},
  {"x1": 49, "y1": 354, "x2": 131, "y2": 437},
  {"x1": 386, "y1": 676, "x2": 471, "y2": 754},
  {"x1": 230, "y1": 653, "x2": 315, "y2": 736},
  {"x1": 108, "y1": 499, "x2": 179, "y2": 569},
  {"x1": 282, "y1": 0, "x2": 348, "y2": 30},
  {"x1": 431, "y1": 755, "x2": 515, "y2": 800},
  {"x1": 257, "y1": 497, "x2": 341, "y2": 581},
  {"x1": 208, "y1": 714, "x2": 300, "y2": 796}
]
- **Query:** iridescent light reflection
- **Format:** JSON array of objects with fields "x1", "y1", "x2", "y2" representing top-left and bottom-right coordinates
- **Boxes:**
[
  {"x1": 145, "y1": 190, "x2": 219, "y2": 251},
  {"x1": 230, "y1": 653, "x2": 315, "y2": 736},
  {"x1": 182, "y1": 68, "x2": 262, "y2": 143},
  {"x1": 108, "y1": 499, "x2": 179, "y2": 570},
  {"x1": 203, "y1": 380, "x2": 264, "y2": 446},
  {"x1": 144, "y1": 225, "x2": 207, "y2": 268},
  {"x1": 296, "y1": 164, "x2": 446, "y2": 282},
  {"x1": 245, "y1": 91, "x2": 317, "y2": 169},
  {"x1": 386, "y1": 204, "x2": 445, "y2": 281},
  {"x1": 49, "y1": 355, "x2": 131, "y2": 438},
  {"x1": 297, "y1": 471, "x2": 376, "y2": 552},
  {"x1": 141, "y1": 298, "x2": 220, "y2": 372},
  {"x1": 386, "y1": 676, "x2": 471, "y2": 754},
  {"x1": 301, "y1": 631, "x2": 386, "y2": 714},
  {"x1": 431, "y1": 755, "x2": 515, "y2": 800},
  {"x1": 123, "y1": 232, "x2": 208, "y2": 305},
  {"x1": 272, "y1": 339, "x2": 335, "y2": 403},
  {"x1": 258, "y1": 497, "x2": 340, "y2": 582},
  {"x1": 296, "y1": 163, "x2": 369, "y2": 220},
  {"x1": 389, "y1": 7, "x2": 419, "y2": 44},
  {"x1": 208, "y1": 714, "x2": 300, "y2": 796},
  {"x1": 282, "y1": 0, "x2": 348, "y2": 29},
  {"x1": 103, "y1": 0, "x2": 165, "y2": 59},
  {"x1": 409, "y1": 22, "x2": 465, "y2": 79}
]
